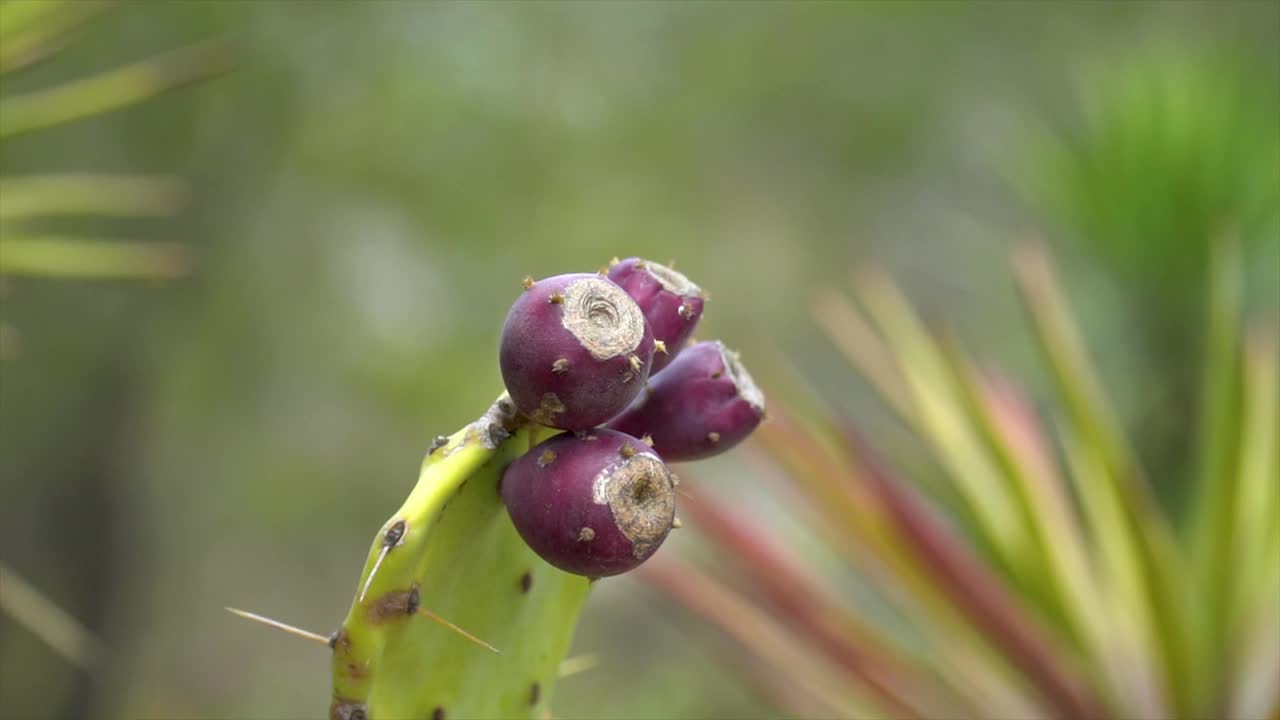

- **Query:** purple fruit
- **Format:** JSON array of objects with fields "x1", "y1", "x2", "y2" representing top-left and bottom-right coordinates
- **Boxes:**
[
  {"x1": 500, "y1": 273, "x2": 655, "y2": 431},
  {"x1": 608, "y1": 340, "x2": 764, "y2": 462},
  {"x1": 607, "y1": 258, "x2": 705, "y2": 372},
  {"x1": 501, "y1": 429, "x2": 677, "y2": 578}
]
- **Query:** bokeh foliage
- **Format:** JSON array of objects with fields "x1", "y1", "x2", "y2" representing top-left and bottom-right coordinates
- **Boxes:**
[{"x1": 1, "y1": 2, "x2": 1276, "y2": 719}]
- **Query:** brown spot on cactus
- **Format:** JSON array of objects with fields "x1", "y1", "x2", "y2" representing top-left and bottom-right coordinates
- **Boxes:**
[
  {"x1": 530, "y1": 682, "x2": 542, "y2": 705},
  {"x1": 501, "y1": 273, "x2": 654, "y2": 430},
  {"x1": 432, "y1": 707, "x2": 446, "y2": 720},
  {"x1": 607, "y1": 341, "x2": 765, "y2": 462},
  {"x1": 501, "y1": 429, "x2": 676, "y2": 576},
  {"x1": 369, "y1": 587, "x2": 418, "y2": 622},
  {"x1": 608, "y1": 258, "x2": 705, "y2": 372},
  {"x1": 578, "y1": 527, "x2": 595, "y2": 542},
  {"x1": 519, "y1": 571, "x2": 533, "y2": 593},
  {"x1": 384, "y1": 520, "x2": 406, "y2": 547}
]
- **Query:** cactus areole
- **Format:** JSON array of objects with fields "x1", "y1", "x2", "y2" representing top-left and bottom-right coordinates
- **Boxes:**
[
  {"x1": 500, "y1": 273, "x2": 655, "y2": 431},
  {"x1": 609, "y1": 340, "x2": 765, "y2": 462},
  {"x1": 607, "y1": 257, "x2": 705, "y2": 372},
  {"x1": 501, "y1": 429, "x2": 677, "y2": 577}
]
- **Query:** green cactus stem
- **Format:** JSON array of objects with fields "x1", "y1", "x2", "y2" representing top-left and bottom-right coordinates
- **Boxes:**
[{"x1": 330, "y1": 394, "x2": 591, "y2": 720}]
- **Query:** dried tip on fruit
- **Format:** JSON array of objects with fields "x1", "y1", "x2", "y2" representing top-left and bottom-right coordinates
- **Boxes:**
[
  {"x1": 560, "y1": 277, "x2": 648, "y2": 361},
  {"x1": 641, "y1": 433, "x2": 654, "y2": 447},
  {"x1": 538, "y1": 449, "x2": 557, "y2": 467},
  {"x1": 654, "y1": 339, "x2": 668, "y2": 354},
  {"x1": 548, "y1": 291, "x2": 564, "y2": 304},
  {"x1": 523, "y1": 275, "x2": 536, "y2": 290},
  {"x1": 552, "y1": 357, "x2": 570, "y2": 374},
  {"x1": 607, "y1": 340, "x2": 765, "y2": 461},
  {"x1": 672, "y1": 517, "x2": 683, "y2": 529},
  {"x1": 597, "y1": 266, "x2": 609, "y2": 276},
  {"x1": 609, "y1": 256, "x2": 621, "y2": 267},
  {"x1": 501, "y1": 429, "x2": 676, "y2": 577},
  {"x1": 607, "y1": 258, "x2": 705, "y2": 372}
]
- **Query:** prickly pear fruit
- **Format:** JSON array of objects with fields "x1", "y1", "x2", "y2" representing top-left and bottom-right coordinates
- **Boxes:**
[
  {"x1": 501, "y1": 273, "x2": 655, "y2": 431},
  {"x1": 501, "y1": 429, "x2": 677, "y2": 578},
  {"x1": 608, "y1": 340, "x2": 764, "y2": 462},
  {"x1": 607, "y1": 258, "x2": 704, "y2": 372}
]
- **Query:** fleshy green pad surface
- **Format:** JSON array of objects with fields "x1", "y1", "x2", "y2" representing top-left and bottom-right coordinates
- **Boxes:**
[{"x1": 331, "y1": 399, "x2": 590, "y2": 719}]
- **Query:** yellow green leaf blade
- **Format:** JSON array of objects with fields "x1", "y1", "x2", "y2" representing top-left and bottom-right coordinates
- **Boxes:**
[
  {"x1": 0, "y1": 40, "x2": 229, "y2": 139},
  {"x1": 1189, "y1": 236, "x2": 1246, "y2": 710},
  {"x1": 0, "y1": 236, "x2": 187, "y2": 279},
  {"x1": 850, "y1": 268, "x2": 1025, "y2": 578},
  {"x1": 1013, "y1": 244, "x2": 1194, "y2": 718},
  {"x1": 0, "y1": 561, "x2": 105, "y2": 671},
  {"x1": 0, "y1": 0, "x2": 112, "y2": 74},
  {"x1": 0, "y1": 174, "x2": 180, "y2": 220}
]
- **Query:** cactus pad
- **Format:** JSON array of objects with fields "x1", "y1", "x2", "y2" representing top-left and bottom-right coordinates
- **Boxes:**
[{"x1": 330, "y1": 395, "x2": 591, "y2": 719}]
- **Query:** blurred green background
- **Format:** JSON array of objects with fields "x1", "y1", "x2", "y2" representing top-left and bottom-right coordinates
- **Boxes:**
[{"x1": 1, "y1": 2, "x2": 1276, "y2": 718}]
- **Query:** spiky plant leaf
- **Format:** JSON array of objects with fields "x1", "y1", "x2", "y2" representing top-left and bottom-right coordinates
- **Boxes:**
[{"x1": 644, "y1": 241, "x2": 1278, "y2": 720}]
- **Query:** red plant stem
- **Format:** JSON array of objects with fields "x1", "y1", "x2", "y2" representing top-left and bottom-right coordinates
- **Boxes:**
[
  {"x1": 680, "y1": 484, "x2": 925, "y2": 719},
  {"x1": 637, "y1": 554, "x2": 856, "y2": 717},
  {"x1": 843, "y1": 423, "x2": 1106, "y2": 720}
]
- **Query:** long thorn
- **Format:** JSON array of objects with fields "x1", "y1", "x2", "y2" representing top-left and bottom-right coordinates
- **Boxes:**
[
  {"x1": 225, "y1": 607, "x2": 330, "y2": 646},
  {"x1": 359, "y1": 544, "x2": 390, "y2": 603},
  {"x1": 416, "y1": 607, "x2": 501, "y2": 654}
]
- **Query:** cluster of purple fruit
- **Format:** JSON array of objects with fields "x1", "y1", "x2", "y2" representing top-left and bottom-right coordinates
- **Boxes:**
[{"x1": 498, "y1": 258, "x2": 765, "y2": 579}]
